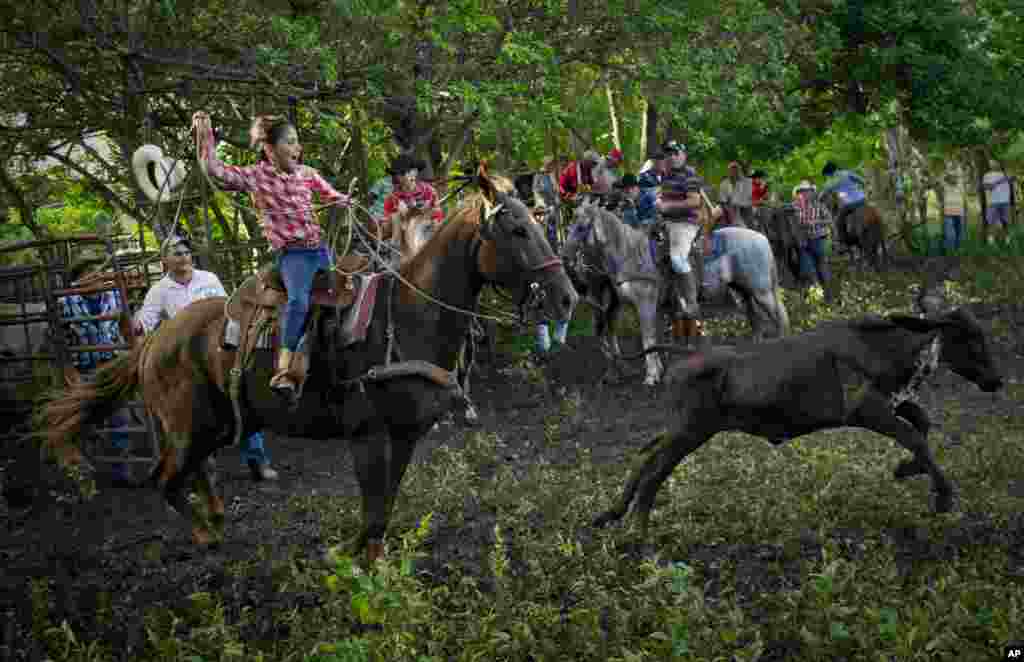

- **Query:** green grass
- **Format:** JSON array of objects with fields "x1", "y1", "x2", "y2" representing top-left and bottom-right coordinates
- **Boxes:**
[{"x1": 24, "y1": 258, "x2": 1024, "y2": 662}]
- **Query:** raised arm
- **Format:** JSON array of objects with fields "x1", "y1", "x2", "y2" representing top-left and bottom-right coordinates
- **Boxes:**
[{"x1": 192, "y1": 111, "x2": 260, "y2": 193}]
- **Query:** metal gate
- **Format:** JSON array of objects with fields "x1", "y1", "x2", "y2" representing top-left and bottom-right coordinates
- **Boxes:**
[{"x1": 0, "y1": 235, "x2": 162, "y2": 468}]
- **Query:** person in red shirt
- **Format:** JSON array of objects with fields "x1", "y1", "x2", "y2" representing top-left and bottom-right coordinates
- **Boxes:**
[
  {"x1": 558, "y1": 150, "x2": 600, "y2": 199},
  {"x1": 750, "y1": 169, "x2": 770, "y2": 231},
  {"x1": 382, "y1": 155, "x2": 444, "y2": 262}
]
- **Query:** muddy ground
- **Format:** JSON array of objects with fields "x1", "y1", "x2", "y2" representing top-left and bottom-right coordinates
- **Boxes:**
[{"x1": 2, "y1": 269, "x2": 1023, "y2": 660}]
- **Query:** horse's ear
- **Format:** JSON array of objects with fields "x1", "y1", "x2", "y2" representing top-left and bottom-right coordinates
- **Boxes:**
[
  {"x1": 476, "y1": 161, "x2": 497, "y2": 203},
  {"x1": 478, "y1": 199, "x2": 502, "y2": 240}
]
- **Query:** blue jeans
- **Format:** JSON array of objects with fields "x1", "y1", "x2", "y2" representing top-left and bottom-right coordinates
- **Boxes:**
[
  {"x1": 278, "y1": 246, "x2": 333, "y2": 351},
  {"x1": 240, "y1": 431, "x2": 270, "y2": 465},
  {"x1": 799, "y1": 236, "x2": 830, "y2": 285},
  {"x1": 536, "y1": 319, "x2": 569, "y2": 353},
  {"x1": 943, "y1": 215, "x2": 963, "y2": 253}
]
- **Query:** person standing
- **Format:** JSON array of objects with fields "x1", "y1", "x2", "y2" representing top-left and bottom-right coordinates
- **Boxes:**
[
  {"x1": 942, "y1": 167, "x2": 965, "y2": 254},
  {"x1": 133, "y1": 235, "x2": 279, "y2": 481},
  {"x1": 982, "y1": 160, "x2": 1013, "y2": 244},
  {"x1": 532, "y1": 155, "x2": 562, "y2": 250},
  {"x1": 719, "y1": 161, "x2": 753, "y2": 228},
  {"x1": 792, "y1": 180, "x2": 834, "y2": 302}
]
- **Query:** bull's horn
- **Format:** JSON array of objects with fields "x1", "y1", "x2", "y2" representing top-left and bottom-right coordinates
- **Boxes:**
[{"x1": 132, "y1": 144, "x2": 187, "y2": 203}]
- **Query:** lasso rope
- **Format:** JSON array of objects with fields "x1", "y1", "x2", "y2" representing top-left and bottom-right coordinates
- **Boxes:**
[{"x1": 190, "y1": 120, "x2": 523, "y2": 326}]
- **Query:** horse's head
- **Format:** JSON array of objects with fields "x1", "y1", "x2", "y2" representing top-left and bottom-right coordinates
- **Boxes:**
[{"x1": 475, "y1": 169, "x2": 577, "y2": 323}]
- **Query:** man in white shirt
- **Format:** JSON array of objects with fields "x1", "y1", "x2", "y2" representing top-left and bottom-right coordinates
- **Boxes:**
[
  {"x1": 134, "y1": 235, "x2": 279, "y2": 481},
  {"x1": 982, "y1": 160, "x2": 1013, "y2": 243}
]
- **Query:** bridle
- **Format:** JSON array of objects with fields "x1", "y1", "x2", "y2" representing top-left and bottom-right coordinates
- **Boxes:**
[{"x1": 472, "y1": 199, "x2": 566, "y2": 324}]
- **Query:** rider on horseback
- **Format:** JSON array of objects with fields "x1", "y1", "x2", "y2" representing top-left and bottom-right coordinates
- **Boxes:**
[
  {"x1": 192, "y1": 111, "x2": 353, "y2": 403},
  {"x1": 819, "y1": 161, "x2": 867, "y2": 248},
  {"x1": 381, "y1": 154, "x2": 444, "y2": 265},
  {"x1": 656, "y1": 141, "x2": 704, "y2": 326}
]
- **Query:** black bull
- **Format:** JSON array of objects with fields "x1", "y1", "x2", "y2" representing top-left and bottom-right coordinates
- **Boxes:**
[{"x1": 595, "y1": 309, "x2": 1004, "y2": 539}]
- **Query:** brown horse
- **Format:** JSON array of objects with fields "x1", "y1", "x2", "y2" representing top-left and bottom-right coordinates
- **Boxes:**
[
  {"x1": 833, "y1": 202, "x2": 889, "y2": 271},
  {"x1": 32, "y1": 172, "x2": 577, "y2": 562}
]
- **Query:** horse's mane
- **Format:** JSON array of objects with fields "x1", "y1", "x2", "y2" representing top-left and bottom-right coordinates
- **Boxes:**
[
  {"x1": 399, "y1": 173, "x2": 517, "y2": 279},
  {"x1": 584, "y1": 204, "x2": 653, "y2": 271}
]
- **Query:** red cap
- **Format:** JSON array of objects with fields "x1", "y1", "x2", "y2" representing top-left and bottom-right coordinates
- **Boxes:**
[{"x1": 609, "y1": 148, "x2": 623, "y2": 162}]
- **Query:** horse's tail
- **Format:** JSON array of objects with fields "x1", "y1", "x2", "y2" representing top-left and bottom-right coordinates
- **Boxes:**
[{"x1": 31, "y1": 341, "x2": 145, "y2": 469}]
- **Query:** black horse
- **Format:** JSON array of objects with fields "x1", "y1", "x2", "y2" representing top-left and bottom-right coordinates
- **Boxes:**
[{"x1": 595, "y1": 309, "x2": 1004, "y2": 540}]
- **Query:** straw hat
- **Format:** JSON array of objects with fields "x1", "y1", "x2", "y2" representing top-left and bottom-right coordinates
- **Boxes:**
[{"x1": 792, "y1": 179, "x2": 815, "y2": 196}]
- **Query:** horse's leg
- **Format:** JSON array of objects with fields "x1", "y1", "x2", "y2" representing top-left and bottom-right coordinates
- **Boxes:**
[
  {"x1": 847, "y1": 390, "x2": 953, "y2": 512},
  {"x1": 155, "y1": 429, "x2": 220, "y2": 545},
  {"x1": 636, "y1": 287, "x2": 663, "y2": 385},
  {"x1": 594, "y1": 424, "x2": 715, "y2": 540},
  {"x1": 193, "y1": 456, "x2": 225, "y2": 542},
  {"x1": 597, "y1": 285, "x2": 622, "y2": 382},
  {"x1": 348, "y1": 419, "x2": 427, "y2": 564},
  {"x1": 750, "y1": 287, "x2": 788, "y2": 339},
  {"x1": 740, "y1": 289, "x2": 765, "y2": 343}
]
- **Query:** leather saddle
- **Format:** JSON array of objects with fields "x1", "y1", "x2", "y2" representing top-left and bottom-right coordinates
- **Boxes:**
[{"x1": 237, "y1": 254, "x2": 370, "y2": 310}]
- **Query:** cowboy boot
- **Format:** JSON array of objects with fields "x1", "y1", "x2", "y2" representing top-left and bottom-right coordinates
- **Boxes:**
[
  {"x1": 671, "y1": 319, "x2": 688, "y2": 341},
  {"x1": 270, "y1": 348, "x2": 297, "y2": 401}
]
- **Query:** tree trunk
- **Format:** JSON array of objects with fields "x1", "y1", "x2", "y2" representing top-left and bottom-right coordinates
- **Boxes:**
[
  {"x1": 606, "y1": 82, "x2": 621, "y2": 153},
  {"x1": 645, "y1": 98, "x2": 659, "y2": 158}
]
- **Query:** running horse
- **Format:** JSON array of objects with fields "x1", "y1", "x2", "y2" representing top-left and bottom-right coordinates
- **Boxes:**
[{"x1": 32, "y1": 171, "x2": 577, "y2": 563}]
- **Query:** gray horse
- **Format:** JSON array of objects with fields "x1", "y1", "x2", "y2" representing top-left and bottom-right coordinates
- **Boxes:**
[
  {"x1": 562, "y1": 200, "x2": 666, "y2": 385},
  {"x1": 563, "y1": 201, "x2": 790, "y2": 385}
]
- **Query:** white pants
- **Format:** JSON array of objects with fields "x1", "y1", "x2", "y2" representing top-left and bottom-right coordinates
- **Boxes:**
[{"x1": 667, "y1": 222, "x2": 700, "y2": 274}]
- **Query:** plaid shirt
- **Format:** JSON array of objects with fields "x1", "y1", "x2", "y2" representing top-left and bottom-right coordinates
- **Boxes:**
[
  {"x1": 795, "y1": 192, "x2": 830, "y2": 239},
  {"x1": 201, "y1": 127, "x2": 350, "y2": 250},
  {"x1": 383, "y1": 181, "x2": 444, "y2": 223}
]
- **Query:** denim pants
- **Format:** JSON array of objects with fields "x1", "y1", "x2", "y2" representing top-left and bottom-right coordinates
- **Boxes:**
[
  {"x1": 799, "y1": 236, "x2": 830, "y2": 285},
  {"x1": 536, "y1": 319, "x2": 569, "y2": 353},
  {"x1": 943, "y1": 215, "x2": 963, "y2": 253},
  {"x1": 240, "y1": 431, "x2": 270, "y2": 465},
  {"x1": 278, "y1": 245, "x2": 333, "y2": 351}
]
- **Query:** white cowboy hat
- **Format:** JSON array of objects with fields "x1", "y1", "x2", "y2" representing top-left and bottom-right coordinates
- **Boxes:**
[
  {"x1": 792, "y1": 179, "x2": 815, "y2": 196},
  {"x1": 132, "y1": 144, "x2": 187, "y2": 203}
]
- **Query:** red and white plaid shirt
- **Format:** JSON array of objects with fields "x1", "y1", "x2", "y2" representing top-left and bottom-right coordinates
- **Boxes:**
[
  {"x1": 383, "y1": 181, "x2": 444, "y2": 223},
  {"x1": 201, "y1": 127, "x2": 350, "y2": 250}
]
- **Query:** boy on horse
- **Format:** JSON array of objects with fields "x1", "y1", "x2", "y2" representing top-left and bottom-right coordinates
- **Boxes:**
[
  {"x1": 819, "y1": 161, "x2": 867, "y2": 248},
  {"x1": 381, "y1": 154, "x2": 444, "y2": 264},
  {"x1": 192, "y1": 111, "x2": 353, "y2": 404}
]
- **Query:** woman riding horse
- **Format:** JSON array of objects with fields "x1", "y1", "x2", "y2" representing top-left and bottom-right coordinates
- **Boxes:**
[{"x1": 193, "y1": 111, "x2": 352, "y2": 405}]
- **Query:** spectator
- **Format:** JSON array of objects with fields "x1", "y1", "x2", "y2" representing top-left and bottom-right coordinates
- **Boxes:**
[
  {"x1": 982, "y1": 160, "x2": 1013, "y2": 244},
  {"x1": 134, "y1": 235, "x2": 278, "y2": 482},
  {"x1": 611, "y1": 173, "x2": 642, "y2": 228},
  {"x1": 532, "y1": 155, "x2": 561, "y2": 249},
  {"x1": 558, "y1": 150, "x2": 600, "y2": 199},
  {"x1": 792, "y1": 180, "x2": 834, "y2": 302},
  {"x1": 591, "y1": 148, "x2": 624, "y2": 194},
  {"x1": 942, "y1": 167, "x2": 965, "y2": 254},
  {"x1": 751, "y1": 169, "x2": 770, "y2": 230},
  {"x1": 382, "y1": 154, "x2": 444, "y2": 264},
  {"x1": 60, "y1": 248, "x2": 133, "y2": 485},
  {"x1": 719, "y1": 161, "x2": 753, "y2": 228}
]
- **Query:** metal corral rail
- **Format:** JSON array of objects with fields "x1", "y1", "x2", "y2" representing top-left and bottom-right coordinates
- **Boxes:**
[{"x1": 0, "y1": 235, "x2": 162, "y2": 467}]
